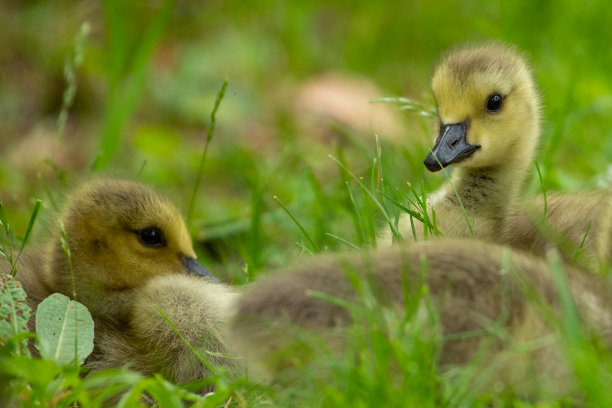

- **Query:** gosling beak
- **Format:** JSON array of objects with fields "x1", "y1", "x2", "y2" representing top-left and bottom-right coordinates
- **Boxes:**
[
  {"x1": 183, "y1": 257, "x2": 220, "y2": 283},
  {"x1": 423, "y1": 123, "x2": 481, "y2": 172}
]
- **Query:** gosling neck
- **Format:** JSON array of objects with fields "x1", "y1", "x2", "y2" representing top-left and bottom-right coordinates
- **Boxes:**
[
  {"x1": 449, "y1": 124, "x2": 537, "y2": 219},
  {"x1": 449, "y1": 159, "x2": 529, "y2": 219}
]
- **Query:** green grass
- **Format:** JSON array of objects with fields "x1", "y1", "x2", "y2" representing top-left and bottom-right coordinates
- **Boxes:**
[{"x1": 2, "y1": 0, "x2": 612, "y2": 406}]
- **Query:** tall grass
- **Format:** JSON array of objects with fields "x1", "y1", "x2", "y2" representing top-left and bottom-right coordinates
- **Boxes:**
[{"x1": 93, "y1": 0, "x2": 174, "y2": 170}]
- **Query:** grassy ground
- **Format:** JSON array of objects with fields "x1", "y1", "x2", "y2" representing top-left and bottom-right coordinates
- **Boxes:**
[{"x1": 1, "y1": 0, "x2": 612, "y2": 406}]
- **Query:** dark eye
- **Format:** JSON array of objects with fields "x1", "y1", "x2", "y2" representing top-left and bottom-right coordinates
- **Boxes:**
[
  {"x1": 139, "y1": 227, "x2": 166, "y2": 248},
  {"x1": 486, "y1": 93, "x2": 503, "y2": 113}
]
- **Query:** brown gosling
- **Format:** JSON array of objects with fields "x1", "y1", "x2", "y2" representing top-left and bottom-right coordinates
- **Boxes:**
[
  {"x1": 1, "y1": 177, "x2": 240, "y2": 386},
  {"x1": 381, "y1": 43, "x2": 540, "y2": 244},
  {"x1": 504, "y1": 191, "x2": 612, "y2": 272},
  {"x1": 228, "y1": 239, "x2": 612, "y2": 394}
]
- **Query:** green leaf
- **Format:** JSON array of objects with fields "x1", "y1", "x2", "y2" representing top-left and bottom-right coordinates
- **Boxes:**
[
  {"x1": 81, "y1": 366, "x2": 143, "y2": 405},
  {"x1": 0, "y1": 353, "x2": 61, "y2": 386},
  {"x1": 0, "y1": 331, "x2": 36, "y2": 357},
  {"x1": 35, "y1": 293, "x2": 94, "y2": 366},
  {"x1": 145, "y1": 375, "x2": 185, "y2": 408},
  {"x1": 0, "y1": 275, "x2": 32, "y2": 354}
]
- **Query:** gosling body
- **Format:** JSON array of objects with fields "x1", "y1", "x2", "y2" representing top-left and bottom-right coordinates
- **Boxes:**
[
  {"x1": 504, "y1": 191, "x2": 612, "y2": 271},
  {"x1": 229, "y1": 239, "x2": 612, "y2": 393},
  {"x1": 87, "y1": 274, "x2": 240, "y2": 385}
]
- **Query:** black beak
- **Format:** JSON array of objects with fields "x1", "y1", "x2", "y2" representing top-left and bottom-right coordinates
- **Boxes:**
[
  {"x1": 183, "y1": 257, "x2": 220, "y2": 283},
  {"x1": 423, "y1": 123, "x2": 481, "y2": 172}
]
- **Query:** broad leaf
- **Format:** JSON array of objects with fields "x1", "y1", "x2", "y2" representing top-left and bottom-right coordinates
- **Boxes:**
[
  {"x1": 0, "y1": 275, "x2": 32, "y2": 353},
  {"x1": 35, "y1": 293, "x2": 94, "y2": 366}
]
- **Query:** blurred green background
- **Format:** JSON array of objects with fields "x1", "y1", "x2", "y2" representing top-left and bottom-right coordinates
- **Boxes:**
[{"x1": 2, "y1": 0, "x2": 612, "y2": 280}]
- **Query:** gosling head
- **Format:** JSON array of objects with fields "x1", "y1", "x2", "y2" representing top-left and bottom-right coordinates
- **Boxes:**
[
  {"x1": 44, "y1": 177, "x2": 217, "y2": 320},
  {"x1": 424, "y1": 43, "x2": 540, "y2": 172}
]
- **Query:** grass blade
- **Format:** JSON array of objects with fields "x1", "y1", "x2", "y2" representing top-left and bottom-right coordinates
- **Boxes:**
[
  {"x1": 157, "y1": 307, "x2": 216, "y2": 375},
  {"x1": 187, "y1": 78, "x2": 229, "y2": 223},
  {"x1": 428, "y1": 151, "x2": 474, "y2": 237},
  {"x1": 530, "y1": 161, "x2": 548, "y2": 251},
  {"x1": 328, "y1": 154, "x2": 402, "y2": 240},
  {"x1": 95, "y1": 0, "x2": 174, "y2": 170},
  {"x1": 274, "y1": 196, "x2": 319, "y2": 252},
  {"x1": 56, "y1": 22, "x2": 90, "y2": 140},
  {"x1": 572, "y1": 220, "x2": 592, "y2": 265},
  {"x1": 11, "y1": 200, "x2": 41, "y2": 277},
  {"x1": 0, "y1": 201, "x2": 15, "y2": 269},
  {"x1": 377, "y1": 191, "x2": 426, "y2": 224},
  {"x1": 345, "y1": 182, "x2": 366, "y2": 245},
  {"x1": 324, "y1": 233, "x2": 361, "y2": 251},
  {"x1": 369, "y1": 96, "x2": 436, "y2": 118}
]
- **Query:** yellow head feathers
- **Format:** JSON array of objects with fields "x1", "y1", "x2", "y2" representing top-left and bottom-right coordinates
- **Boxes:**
[
  {"x1": 426, "y1": 43, "x2": 540, "y2": 171},
  {"x1": 44, "y1": 177, "x2": 215, "y2": 319}
]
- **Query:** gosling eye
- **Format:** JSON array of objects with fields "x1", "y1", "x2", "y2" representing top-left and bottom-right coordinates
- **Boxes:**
[
  {"x1": 486, "y1": 93, "x2": 503, "y2": 113},
  {"x1": 139, "y1": 227, "x2": 166, "y2": 248}
]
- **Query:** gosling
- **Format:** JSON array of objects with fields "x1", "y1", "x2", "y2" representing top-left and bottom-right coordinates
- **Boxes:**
[
  {"x1": 1, "y1": 178, "x2": 240, "y2": 386},
  {"x1": 229, "y1": 239, "x2": 612, "y2": 395},
  {"x1": 382, "y1": 43, "x2": 540, "y2": 243}
]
